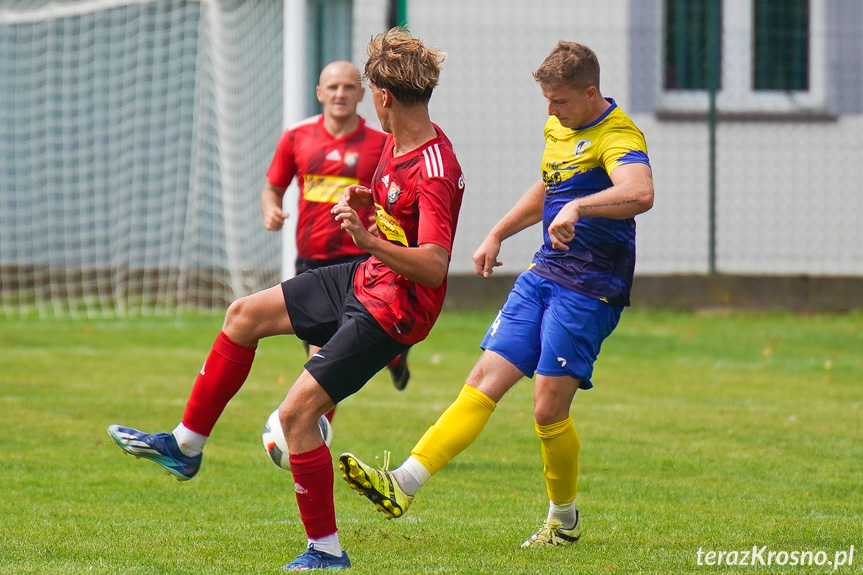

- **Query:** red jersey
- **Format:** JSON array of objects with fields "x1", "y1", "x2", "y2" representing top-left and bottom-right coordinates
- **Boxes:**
[
  {"x1": 266, "y1": 115, "x2": 387, "y2": 261},
  {"x1": 354, "y1": 125, "x2": 465, "y2": 345}
]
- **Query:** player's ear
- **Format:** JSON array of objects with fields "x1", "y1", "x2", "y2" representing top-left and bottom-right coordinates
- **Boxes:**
[
  {"x1": 358, "y1": 85, "x2": 365, "y2": 102},
  {"x1": 316, "y1": 85, "x2": 324, "y2": 104},
  {"x1": 380, "y1": 88, "x2": 392, "y2": 107}
]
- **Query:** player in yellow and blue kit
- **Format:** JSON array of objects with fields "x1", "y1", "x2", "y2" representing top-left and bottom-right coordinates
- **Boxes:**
[
  {"x1": 486, "y1": 98, "x2": 651, "y2": 391},
  {"x1": 341, "y1": 41, "x2": 654, "y2": 549},
  {"x1": 533, "y1": 103, "x2": 649, "y2": 309}
]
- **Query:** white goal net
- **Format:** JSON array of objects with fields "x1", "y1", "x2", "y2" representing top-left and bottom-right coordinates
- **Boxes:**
[{"x1": 0, "y1": 0, "x2": 284, "y2": 317}]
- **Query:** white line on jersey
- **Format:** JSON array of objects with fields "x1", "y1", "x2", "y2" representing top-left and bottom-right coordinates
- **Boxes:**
[{"x1": 422, "y1": 143, "x2": 444, "y2": 178}]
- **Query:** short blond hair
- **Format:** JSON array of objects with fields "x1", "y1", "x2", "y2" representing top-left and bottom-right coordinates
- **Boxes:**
[
  {"x1": 534, "y1": 41, "x2": 600, "y2": 90},
  {"x1": 364, "y1": 27, "x2": 447, "y2": 105}
]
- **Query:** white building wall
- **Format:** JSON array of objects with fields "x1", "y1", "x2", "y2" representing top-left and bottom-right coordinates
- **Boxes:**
[{"x1": 353, "y1": 0, "x2": 863, "y2": 277}]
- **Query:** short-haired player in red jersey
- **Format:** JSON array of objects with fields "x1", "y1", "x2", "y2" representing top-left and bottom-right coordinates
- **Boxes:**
[
  {"x1": 107, "y1": 28, "x2": 464, "y2": 571},
  {"x1": 261, "y1": 60, "x2": 410, "y2": 392}
]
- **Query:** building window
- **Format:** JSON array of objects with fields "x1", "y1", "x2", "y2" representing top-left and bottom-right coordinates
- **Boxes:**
[
  {"x1": 753, "y1": 0, "x2": 809, "y2": 91},
  {"x1": 663, "y1": 0, "x2": 721, "y2": 90},
  {"x1": 305, "y1": 0, "x2": 353, "y2": 116},
  {"x1": 658, "y1": 0, "x2": 825, "y2": 115}
]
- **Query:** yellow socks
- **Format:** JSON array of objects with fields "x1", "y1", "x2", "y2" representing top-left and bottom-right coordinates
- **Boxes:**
[
  {"x1": 406, "y1": 386, "x2": 579, "y2": 510},
  {"x1": 410, "y1": 384, "x2": 497, "y2": 476},
  {"x1": 535, "y1": 415, "x2": 580, "y2": 505}
]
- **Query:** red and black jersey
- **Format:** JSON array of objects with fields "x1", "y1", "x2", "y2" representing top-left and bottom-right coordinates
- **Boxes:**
[
  {"x1": 354, "y1": 124, "x2": 465, "y2": 345},
  {"x1": 266, "y1": 115, "x2": 387, "y2": 261}
]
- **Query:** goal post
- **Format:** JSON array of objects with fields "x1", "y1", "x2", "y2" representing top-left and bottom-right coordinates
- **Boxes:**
[{"x1": 0, "y1": 0, "x2": 285, "y2": 317}]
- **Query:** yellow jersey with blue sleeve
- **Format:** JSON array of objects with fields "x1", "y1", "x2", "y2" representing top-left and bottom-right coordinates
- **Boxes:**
[{"x1": 529, "y1": 99, "x2": 649, "y2": 307}]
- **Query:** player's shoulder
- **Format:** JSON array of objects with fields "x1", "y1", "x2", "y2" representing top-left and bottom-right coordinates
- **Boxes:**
[
  {"x1": 597, "y1": 105, "x2": 649, "y2": 162},
  {"x1": 608, "y1": 106, "x2": 638, "y2": 127},
  {"x1": 359, "y1": 117, "x2": 387, "y2": 136},
  {"x1": 358, "y1": 117, "x2": 389, "y2": 150},
  {"x1": 599, "y1": 102, "x2": 642, "y2": 133},
  {"x1": 584, "y1": 102, "x2": 644, "y2": 145},
  {"x1": 285, "y1": 114, "x2": 322, "y2": 133},
  {"x1": 417, "y1": 134, "x2": 461, "y2": 182}
]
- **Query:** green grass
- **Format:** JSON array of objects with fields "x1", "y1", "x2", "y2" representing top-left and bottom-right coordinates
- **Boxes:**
[{"x1": 1, "y1": 310, "x2": 861, "y2": 574}]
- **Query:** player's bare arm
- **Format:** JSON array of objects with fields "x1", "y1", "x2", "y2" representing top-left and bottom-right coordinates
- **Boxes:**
[
  {"x1": 548, "y1": 163, "x2": 654, "y2": 250},
  {"x1": 260, "y1": 183, "x2": 288, "y2": 231},
  {"x1": 371, "y1": 242, "x2": 450, "y2": 288},
  {"x1": 331, "y1": 201, "x2": 449, "y2": 287},
  {"x1": 473, "y1": 179, "x2": 545, "y2": 277}
]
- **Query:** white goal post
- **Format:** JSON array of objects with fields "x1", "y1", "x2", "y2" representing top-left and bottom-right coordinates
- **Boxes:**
[{"x1": 0, "y1": 0, "x2": 285, "y2": 317}]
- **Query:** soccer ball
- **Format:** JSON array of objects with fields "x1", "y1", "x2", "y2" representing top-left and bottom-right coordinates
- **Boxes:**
[{"x1": 261, "y1": 408, "x2": 333, "y2": 471}]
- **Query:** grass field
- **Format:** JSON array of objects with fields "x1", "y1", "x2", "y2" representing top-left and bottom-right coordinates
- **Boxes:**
[{"x1": 1, "y1": 309, "x2": 861, "y2": 574}]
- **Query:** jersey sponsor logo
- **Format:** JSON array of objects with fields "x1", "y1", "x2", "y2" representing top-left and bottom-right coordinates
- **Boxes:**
[
  {"x1": 344, "y1": 151, "x2": 359, "y2": 167},
  {"x1": 422, "y1": 143, "x2": 445, "y2": 178},
  {"x1": 325, "y1": 149, "x2": 342, "y2": 162},
  {"x1": 302, "y1": 174, "x2": 359, "y2": 203},
  {"x1": 458, "y1": 174, "x2": 465, "y2": 190},
  {"x1": 542, "y1": 168, "x2": 563, "y2": 196},
  {"x1": 374, "y1": 203, "x2": 409, "y2": 246},
  {"x1": 381, "y1": 173, "x2": 390, "y2": 187}
]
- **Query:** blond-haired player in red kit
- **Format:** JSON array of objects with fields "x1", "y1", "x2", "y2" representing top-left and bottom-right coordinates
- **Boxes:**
[
  {"x1": 107, "y1": 28, "x2": 465, "y2": 571},
  {"x1": 261, "y1": 60, "x2": 410, "y2": 394}
]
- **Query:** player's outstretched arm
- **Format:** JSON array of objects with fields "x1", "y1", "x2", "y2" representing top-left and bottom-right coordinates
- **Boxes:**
[{"x1": 474, "y1": 179, "x2": 545, "y2": 277}]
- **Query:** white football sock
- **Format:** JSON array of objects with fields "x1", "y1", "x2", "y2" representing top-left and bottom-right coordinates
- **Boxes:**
[
  {"x1": 392, "y1": 456, "x2": 431, "y2": 496},
  {"x1": 172, "y1": 423, "x2": 207, "y2": 457},
  {"x1": 308, "y1": 533, "x2": 341, "y2": 557},
  {"x1": 548, "y1": 500, "x2": 578, "y2": 530}
]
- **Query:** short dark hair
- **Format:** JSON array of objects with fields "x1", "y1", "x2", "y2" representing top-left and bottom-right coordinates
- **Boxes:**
[{"x1": 533, "y1": 41, "x2": 600, "y2": 90}]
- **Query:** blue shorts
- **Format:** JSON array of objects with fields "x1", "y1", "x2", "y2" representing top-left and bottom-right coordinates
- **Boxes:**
[{"x1": 480, "y1": 270, "x2": 623, "y2": 389}]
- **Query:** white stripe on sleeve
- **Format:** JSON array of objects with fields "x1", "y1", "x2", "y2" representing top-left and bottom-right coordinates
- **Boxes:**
[{"x1": 433, "y1": 144, "x2": 445, "y2": 178}]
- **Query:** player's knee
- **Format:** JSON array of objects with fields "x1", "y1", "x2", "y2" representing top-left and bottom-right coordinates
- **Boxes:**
[
  {"x1": 223, "y1": 296, "x2": 256, "y2": 340},
  {"x1": 278, "y1": 399, "x2": 318, "y2": 437},
  {"x1": 277, "y1": 402, "x2": 298, "y2": 434},
  {"x1": 533, "y1": 400, "x2": 570, "y2": 427}
]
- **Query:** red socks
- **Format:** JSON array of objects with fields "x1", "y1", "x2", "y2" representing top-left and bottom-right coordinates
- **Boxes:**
[
  {"x1": 183, "y1": 332, "x2": 337, "y2": 539},
  {"x1": 182, "y1": 331, "x2": 256, "y2": 436},
  {"x1": 289, "y1": 444, "x2": 337, "y2": 539}
]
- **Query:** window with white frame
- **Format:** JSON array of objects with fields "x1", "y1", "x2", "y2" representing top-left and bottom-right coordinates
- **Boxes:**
[{"x1": 657, "y1": 0, "x2": 828, "y2": 115}]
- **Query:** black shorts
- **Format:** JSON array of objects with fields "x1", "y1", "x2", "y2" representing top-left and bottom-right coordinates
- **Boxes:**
[
  {"x1": 281, "y1": 261, "x2": 410, "y2": 404},
  {"x1": 294, "y1": 253, "x2": 370, "y2": 276}
]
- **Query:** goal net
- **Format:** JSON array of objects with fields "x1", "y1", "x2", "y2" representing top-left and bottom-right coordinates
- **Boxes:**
[{"x1": 0, "y1": 0, "x2": 284, "y2": 317}]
